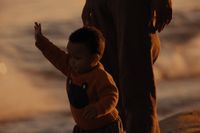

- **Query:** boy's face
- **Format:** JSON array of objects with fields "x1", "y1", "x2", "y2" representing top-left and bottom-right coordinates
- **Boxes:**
[{"x1": 67, "y1": 41, "x2": 98, "y2": 74}]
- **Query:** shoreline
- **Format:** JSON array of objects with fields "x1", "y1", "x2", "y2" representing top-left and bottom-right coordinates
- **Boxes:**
[{"x1": 1, "y1": 109, "x2": 200, "y2": 133}]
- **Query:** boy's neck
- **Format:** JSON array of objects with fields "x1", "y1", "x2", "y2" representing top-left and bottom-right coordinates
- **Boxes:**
[
  {"x1": 85, "y1": 62, "x2": 99, "y2": 73},
  {"x1": 74, "y1": 62, "x2": 99, "y2": 75}
]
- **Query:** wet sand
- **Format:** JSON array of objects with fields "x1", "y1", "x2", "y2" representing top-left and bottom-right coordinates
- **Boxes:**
[{"x1": 160, "y1": 110, "x2": 200, "y2": 133}]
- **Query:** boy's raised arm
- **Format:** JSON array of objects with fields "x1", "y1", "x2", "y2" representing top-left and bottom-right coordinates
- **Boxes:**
[{"x1": 34, "y1": 22, "x2": 69, "y2": 76}]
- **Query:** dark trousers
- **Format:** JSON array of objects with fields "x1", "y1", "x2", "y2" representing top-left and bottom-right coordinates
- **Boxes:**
[{"x1": 72, "y1": 118, "x2": 124, "y2": 133}]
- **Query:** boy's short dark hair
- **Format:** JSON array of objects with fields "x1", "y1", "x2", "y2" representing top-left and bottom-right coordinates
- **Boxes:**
[{"x1": 69, "y1": 26, "x2": 105, "y2": 57}]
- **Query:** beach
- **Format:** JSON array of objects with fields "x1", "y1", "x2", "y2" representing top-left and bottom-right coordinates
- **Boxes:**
[{"x1": 0, "y1": 0, "x2": 200, "y2": 132}]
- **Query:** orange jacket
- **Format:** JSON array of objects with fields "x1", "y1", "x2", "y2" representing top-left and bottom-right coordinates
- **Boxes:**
[{"x1": 35, "y1": 35, "x2": 119, "y2": 130}]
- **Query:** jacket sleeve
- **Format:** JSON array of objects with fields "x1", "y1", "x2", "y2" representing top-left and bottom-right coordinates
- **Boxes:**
[
  {"x1": 94, "y1": 74, "x2": 118, "y2": 118},
  {"x1": 35, "y1": 35, "x2": 69, "y2": 76}
]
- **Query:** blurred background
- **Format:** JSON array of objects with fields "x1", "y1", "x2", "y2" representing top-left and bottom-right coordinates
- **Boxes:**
[{"x1": 0, "y1": 0, "x2": 199, "y2": 132}]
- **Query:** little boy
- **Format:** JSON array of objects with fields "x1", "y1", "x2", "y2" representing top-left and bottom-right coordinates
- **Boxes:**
[{"x1": 34, "y1": 22, "x2": 123, "y2": 133}]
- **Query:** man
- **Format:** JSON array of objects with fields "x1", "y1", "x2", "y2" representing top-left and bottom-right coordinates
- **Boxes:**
[{"x1": 81, "y1": 0, "x2": 172, "y2": 132}]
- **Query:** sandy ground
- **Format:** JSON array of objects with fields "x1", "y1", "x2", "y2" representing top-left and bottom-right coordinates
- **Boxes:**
[
  {"x1": 160, "y1": 110, "x2": 200, "y2": 133},
  {"x1": 0, "y1": 0, "x2": 200, "y2": 132}
]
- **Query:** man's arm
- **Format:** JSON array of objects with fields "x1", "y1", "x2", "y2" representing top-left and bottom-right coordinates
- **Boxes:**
[{"x1": 34, "y1": 22, "x2": 69, "y2": 76}]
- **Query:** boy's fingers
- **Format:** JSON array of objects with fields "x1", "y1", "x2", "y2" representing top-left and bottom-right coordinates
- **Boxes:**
[
  {"x1": 34, "y1": 24, "x2": 39, "y2": 30},
  {"x1": 34, "y1": 22, "x2": 41, "y2": 29},
  {"x1": 39, "y1": 23, "x2": 42, "y2": 32},
  {"x1": 34, "y1": 22, "x2": 42, "y2": 34},
  {"x1": 34, "y1": 25, "x2": 38, "y2": 30},
  {"x1": 35, "y1": 22, "x2": 40, "y2": 26},
  {"x1": 35, "y1": 22, "x2": 38, "y2": 27}
]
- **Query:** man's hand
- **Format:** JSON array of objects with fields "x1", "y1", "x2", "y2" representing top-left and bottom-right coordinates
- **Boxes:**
[
  {"x1": 34, "y1": 22, "x2": 42, "y2": 41},
  {"x1": 150, "y1": 0, "x2": 172, "y2": 32},
  {"x1": 82, "y1": 104, "x2": 97, "y2": 119}
]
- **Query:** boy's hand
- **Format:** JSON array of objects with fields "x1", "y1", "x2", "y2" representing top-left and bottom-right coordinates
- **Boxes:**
[
  {"x1": 150, "y1": 0, "x2": 172, "y2": 32},
  {"x1": 34, "y1": 22, "x2": 42, "y2": 41},
  {"x1": 82, "y1": 104, "x2": 97, "y2": 119}
]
